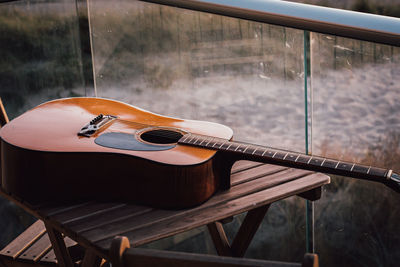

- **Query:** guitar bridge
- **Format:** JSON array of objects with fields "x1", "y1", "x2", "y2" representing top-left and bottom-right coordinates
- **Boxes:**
[{"x1": 78, "y1": 114, "x2": 117, "y2": 137}]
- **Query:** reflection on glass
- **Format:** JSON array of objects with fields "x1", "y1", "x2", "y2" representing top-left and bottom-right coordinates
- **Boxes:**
[
  {"x1": 88, "y1": 0, "x2": 308, "y2": 262},
  {"x1": 311, "y1": 33, "x2": 400, "y2": 267},
  {"x1": 89, "y1": 0, "x2": 306, "y2": 152},
  {"x1": 0, "y1": 0, "x2": 88, "y2": 249},
  {"x1": 0, "y1": 0, "x2": 87, "y2": 119}
]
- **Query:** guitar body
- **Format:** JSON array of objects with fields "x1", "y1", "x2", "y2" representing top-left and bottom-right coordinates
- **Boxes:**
[{"x1": 0, "y1": 97, "x2": 233, "y2": 208}]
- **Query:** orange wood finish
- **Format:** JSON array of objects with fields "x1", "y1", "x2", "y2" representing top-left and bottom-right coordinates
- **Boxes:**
[
  {"x1": 0, "y1": 97, "x2": 233, "y2": 166},
  {"x1": 0, "y1": 97, "x2": 233, "y2": 208}
]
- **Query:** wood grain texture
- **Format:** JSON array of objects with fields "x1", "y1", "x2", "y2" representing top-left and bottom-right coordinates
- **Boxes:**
[
  {"x1": 206, "y1": 222, "x2": 232, "y2": 256},
  {"x1": 0, "y1": 220, "x2": 46, "y2": 259},
  {"x1": 17, "y1": 234, "x2": 51, "y2": 262},
  {"x1": 230, "y1": 205, "x2": 270, "y2": 257},
  {"x1": 0, "y1": 160, "x2": 329, "y2": 263},
  {"x1": 40, "y1": 237, "x2": 78, "y2": 264},
  {"x1": 0, "y1": 97, "x2": 232, "y2": 165},
  {"x1": 92, "y1": 173, "x2": 328, "y2": 249},
  {"x1": 119, "y1": 247, "x2": 302, "y2": 267},
  {"x1": 0, "y1": 97, "x2": 234, "y2": 208},
  {"x1": 44, "y1": 224, "x2": 74, "y2": 267},
  {"x1": 0, "y1": 139, "x2": 220, "y2": 208}
]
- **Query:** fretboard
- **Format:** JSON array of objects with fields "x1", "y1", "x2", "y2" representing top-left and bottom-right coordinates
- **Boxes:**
[{"x1": 178, "y1": 133, "x2": 391, "y2": 182}]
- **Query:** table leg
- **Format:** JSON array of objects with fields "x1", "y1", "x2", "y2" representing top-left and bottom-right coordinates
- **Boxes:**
[
  {"x1": 207, "y1": 222, "x2": 232, "y2": 257},
  {"x1": 231, "y1": 205, "x2": 270, "y2": 257},
  {"x1": 82, "y1": 249, "x2": 102, "y2": 267},
  {"x1": 44, "y1": 223, "x2": 74, "y2": 267},
  {"x1": 207, "y1": 204, "x2": 270, "y2": 258}
]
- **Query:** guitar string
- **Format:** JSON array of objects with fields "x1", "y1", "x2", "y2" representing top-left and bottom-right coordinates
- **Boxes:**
[
  {"x1": 107, "y1": 119, "x2": 389, "y2": 178},
  {"x1": 113, "y1": 118, "x2": 232, "y2": 142},
  {"x1": 113, "y1": 118, "x2": 188, "y2": 140}
]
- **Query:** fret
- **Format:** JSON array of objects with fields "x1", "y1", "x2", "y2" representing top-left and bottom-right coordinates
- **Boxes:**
[
  {"x1": 309, "y1": 157, "x2": 324, "y2": 167},
  {"x1": 234, "y1": 144, "x2": 243, "y2": 152},
  {"x1": 321, "y1": 159, "x2": 338, "y2": 169},
  {"x1": 226, "y1": 143, "x2": 233, "y2": 150},
  {"x1": 336, "y1": 162, "x2": 353, "y2": 172},
  {"x1": 245, "y1": 146, "x2": 256, "y2": 154},
  {"x1": 205, "y1": 138, "x2": 213, "y2": 146},
  {"x1": 236, "y1": 145, "x2": 246, "y2": 152},
  {"x1": 212, "y1": 139, "x2": 225, "y2": 148},
  {"x1": 245, "y1": 146, "x2": 258, "y2": 155},
  {"x1": 334, "y1": 161, "x2": 341, "y2": 169},
  {"x1": 198, "y1": 137, "x2": 207, "y2": 146},
  {"x1": 295, "y1": 155, "x2": 311, "y2": 164},
  {"x1": 261, "y1": 149, "x2": 267, "y2": 156},
  {"x1": 199, "y1": 136, "x2": 209, "y2": 146},
  {"x1": 229, "y1": 143, "x2": 239, "y2": 151},
  {"x1": 350, "y1": 163, "x2": 355, "y2": 171},
  {"x1": 368, "y1": 167, "x2": 387, "y2": 178},
  {"x1": 220, "y1": 142, "x2": 231, "y2": 150},
  {"x1": 352, "y1": 164, "x2": 369, "y2": 174},
  {"x1": 264, "y1": 150, "x2": 276, "y2": 158},
  {"x1": 218, "y1": 141, "x2": 226, "y2": 149},
  {"x1": 285, "y1": 153, "x2": 299, "y2": 162},
  {"x1": 367, "y1": 166, "x2": 371, "y2": 174},
  {"x1": 180, "y1": 134, "x2": 191, "y2": 142},
  {"x1": 282, "y1": 152, "x2": 289, "y2": 160},
  {"x1": 187, "y1": 136, "x2": 196, "y2": 144},
  {"x1": 242, "y1": 146, "x2": 249, "y2": 153},
  {"x1": 307, "y1": 157, "x2": 313, "y2": 164},
  {"x1": 254, "y1": 148, "x2": 265, "y2": 156},
  {"x1": 272, "y1": 151, "x2": 287, "y2": 160},
  {"x1": 271, "y1": 151, "x2": 278, "y2": 158},
  {"x1": 192, "y1": 137, "x2": 201, "y2": 145}
]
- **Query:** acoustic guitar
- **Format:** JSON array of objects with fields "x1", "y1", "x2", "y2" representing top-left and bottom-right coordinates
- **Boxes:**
[{"x1": 0, "y1": 97, "x2": 399, "y2": 208}]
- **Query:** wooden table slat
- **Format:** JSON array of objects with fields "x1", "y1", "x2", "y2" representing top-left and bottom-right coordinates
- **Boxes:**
[
  {"x1": 73, "y1": 168, "x2": 314, "y2": 244},
  {"x1": 231, "y1": 161, "x2": 264, "y2": 174},
  {"x1": 52, "y1": 203, "x2": 127, "y2": 224},
  {"x1": 39, "y1": 201, "x2": 93, "y2": 218},
  {"x1": 95, "y1": 173, "x2": 328, "y2": 249},
  {"x1": 0, "y1": 220, "x2": 46, "y2": 259},
  {"x1": 67, "y1": 205, "x2": 154, "y2": 234},
  {"x1": 77, "y1": 168, "x2": 311, "y2": 244},
  {"x1": 1, "y1": 161, "x2": 330, "y2": 263},
  {"x1": 80, "y1": 209, "x2": 178, "y2": 244},
  {"x1": 231, "y1": 164, "x2": 288, "y2": 186}
]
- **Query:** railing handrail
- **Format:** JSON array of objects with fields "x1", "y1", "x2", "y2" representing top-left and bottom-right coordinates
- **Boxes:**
[{"x1": 140, "y1": 0, "x2": 400, "y2": 47}]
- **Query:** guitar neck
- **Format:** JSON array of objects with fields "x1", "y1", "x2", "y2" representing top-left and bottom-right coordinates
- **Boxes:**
[{"x1": 179, "y1": 133, "x2": 392, "y2": 183}]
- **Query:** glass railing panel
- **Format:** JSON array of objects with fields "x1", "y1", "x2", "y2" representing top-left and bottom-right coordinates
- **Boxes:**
[
  {"x1": 310, "y1": 33, "x2": 400, "y2": 267},
  {"x1": 88, "y1": 0, "x2": 308, "y2": 261},
  {"x1": 89, "y1": 0, "x2": 306, "y2": 151},
  {"x1": 0, "y1": 0, "x2": 89, "y2": 249},
  {"x1": 0, "y1": 0, "x2": 88, "y2": 120}
]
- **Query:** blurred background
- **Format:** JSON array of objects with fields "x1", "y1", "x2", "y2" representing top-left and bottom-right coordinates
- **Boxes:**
[{"x1": 1, "y1": 0, "x2": 399, "y2": 266}]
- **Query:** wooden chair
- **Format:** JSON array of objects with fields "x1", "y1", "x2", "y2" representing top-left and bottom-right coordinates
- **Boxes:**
[
  {"x1": 0, "y1": 99, "x2": 78, "y2": 267},
  {"x1": 110, "y1": 236, "x2": 319, "y2": 267},
  {"x1": 0, "y1": 220, "x2": 85, "y2": 267}
]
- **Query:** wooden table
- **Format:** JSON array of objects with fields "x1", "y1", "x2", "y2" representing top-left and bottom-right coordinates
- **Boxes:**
[{"x1": 0, "y1": 161, "x2": 329, "y2": 267}]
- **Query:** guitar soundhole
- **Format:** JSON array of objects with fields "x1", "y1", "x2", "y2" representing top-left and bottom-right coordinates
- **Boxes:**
[{"x1": 140, "y1": 129, "x2": 184, "y2": 144}]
